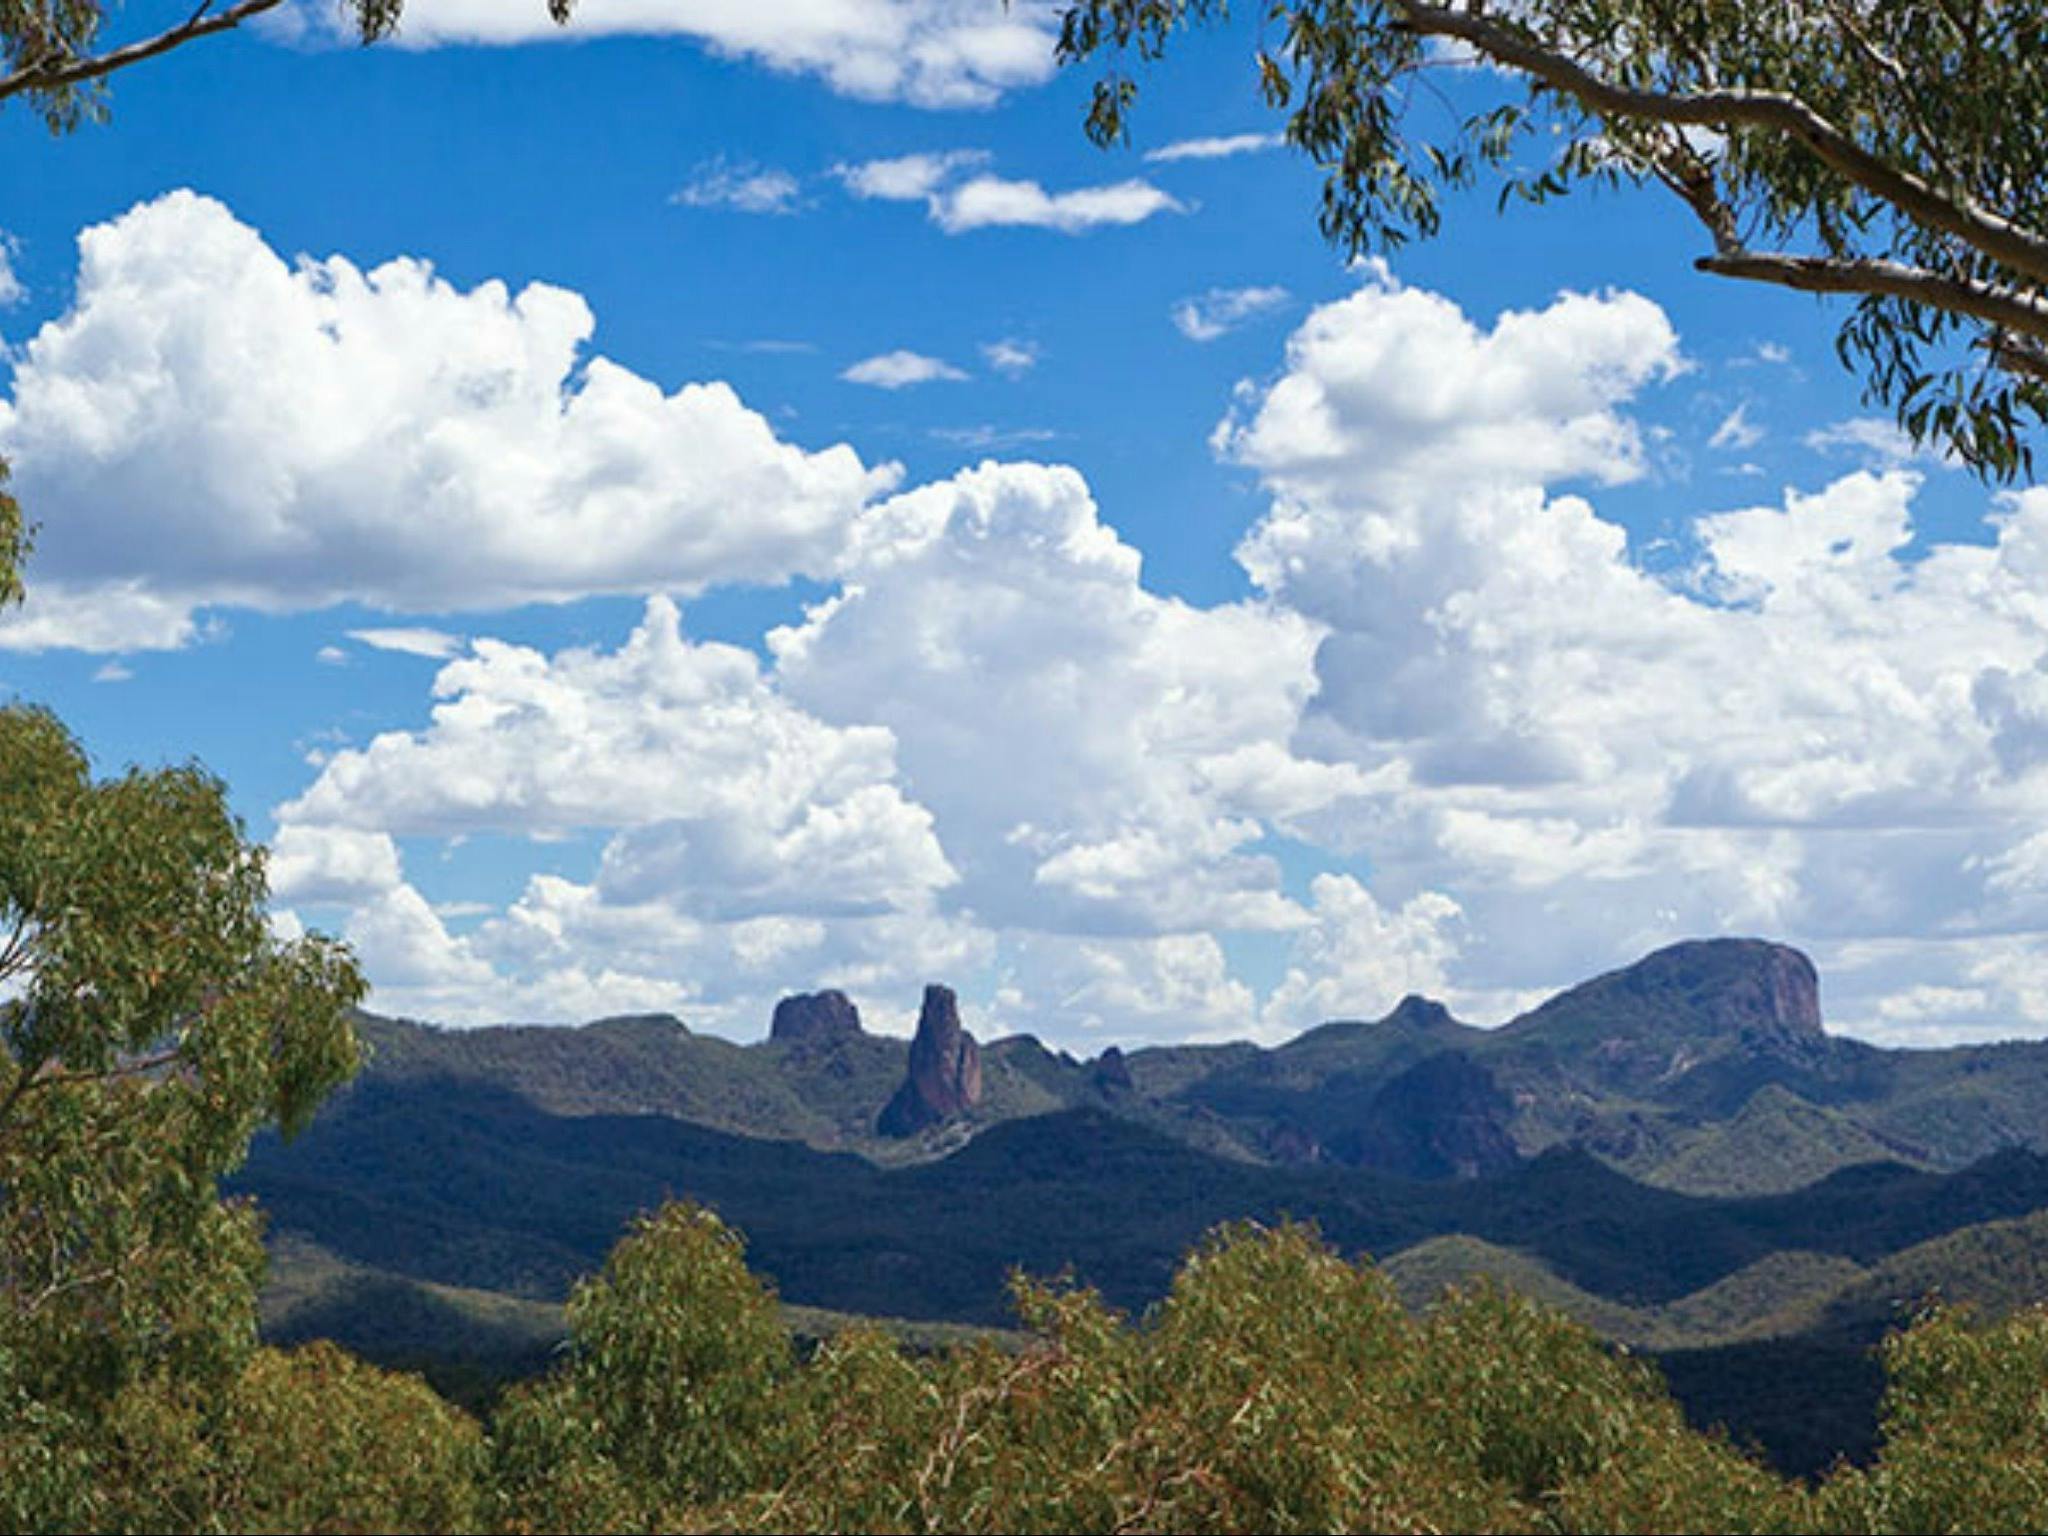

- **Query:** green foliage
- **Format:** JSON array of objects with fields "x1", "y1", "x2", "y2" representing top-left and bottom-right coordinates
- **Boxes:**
[
  {"x1": 492, "y1": 1212, "x2": 1807, "y2": 1534},
  {"x1": 1421, "y1": 1284, "x2": 1802, "y2": 1534},
  {"x1": 0, "y1": 700, "x2": 367, "y2": 1530},
  {"x1": 93, "y1": 1342, "x2": 485, "y2": 1534},
  {"x1": 27, "y1": 1180, "x2": 2048, "y2": 1531},
  {"x1": 0, "y1": 703, "x2": 365, "y2": 1412},
  {"x1": 0, "y1": 1344, "x2": 97, "y2": 1533},
  {"x1": 483, "y1": 1213, "x2": 2048, "y2": 1535},
  {"x1": 1817, "y1": 1304, "x2": 2048, "y2": 1532},
  {"x1": 0, "y1": 461, "x2": 26, "y2": 611},
  {"x1": 1057, "y1": 0, "x2": 2048, "y2": 479},
  {"x1": 491, "y1": 1204, "x2": 793, "y2": 1529}
]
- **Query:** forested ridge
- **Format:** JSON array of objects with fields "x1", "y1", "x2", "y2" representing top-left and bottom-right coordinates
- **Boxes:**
[{"x1": 20, "y1": 1195, "x2": 2048, "y2": 1534}]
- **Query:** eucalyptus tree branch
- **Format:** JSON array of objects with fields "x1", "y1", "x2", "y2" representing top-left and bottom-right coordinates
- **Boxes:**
[
  {"x1": 0, "y1": 0, "x2": 284, "y2": 103},
  {"x1": 1987, "y1": 331, "x2": 2048, "y2": 387},
  {"x1": 1695, "y1": 250, "x2": 2048, "y2": 346},
  {"x1": 1817, "y1": 0, "x2": 1957, "y2": 187},
  {"x1": 0, "y1": 1043, "x2": 188, "y2": 1137},
  {"x1": 0, "y1": 914, "x2": 33, "y2": 981},
  {"x1": 1385, "y1": 0, "x2": 2048, "y2": 287}
]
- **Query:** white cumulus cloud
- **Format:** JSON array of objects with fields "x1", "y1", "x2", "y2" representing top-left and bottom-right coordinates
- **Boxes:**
[
  {"x1": 771, "y1": 460, "x2": 1360, "y2": 940},
  {"x1": 933, "y1": 176, "x2": 1184, "y2": 234},
  {"x1": 837, "y1": 151, "x2": 1185, "y2": 234},
  {"x1": 277, "y1": 596, "x2": 972, "y2": 1031},
  {"x1": 834, "y1": 149, "x2": 989, "y2": 200},
  {"x1": 277, "y1": 0, "x2": 1063, "y2": 110},
  {"x1": 1227, "y1": 269, "x2": 2048, "y2": 1040},
  {"x1": 841, "y1": 350, "x2": 970, "y2": 389},
  {"x1": 0, "y1": 192, "x2": 894, "y2": 652}
]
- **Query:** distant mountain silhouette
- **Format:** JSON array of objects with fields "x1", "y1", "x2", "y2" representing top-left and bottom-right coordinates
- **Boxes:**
[{"x1": 335, "y1": 937, "x2": 2048, "y2": 1192}]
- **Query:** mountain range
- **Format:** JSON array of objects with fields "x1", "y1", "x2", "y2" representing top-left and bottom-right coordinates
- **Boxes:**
[
  {"x1": 236, "y1": 937, "x2": 2048, "y2": 1474},
  {"x1": 305, "y1": 938, "x2": 2048, "y2": 1193}
]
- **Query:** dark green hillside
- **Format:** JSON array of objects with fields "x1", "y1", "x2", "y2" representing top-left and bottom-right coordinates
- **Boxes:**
[
  {"x1": 1814, "y1": 1205, "x2": 2048, "y2": 1336},
  {"x1": 1182, "y1": 997, "x2": 1496, "y2": 1166},
  {"x1": 1855, "y1": 1038, "x2": 2048, "y2": 1167},
  {"x1": 1656, "y1": 1335, "x2": 1888, "y2": 1479},
  {"x1": 357, "y1": 1012, "x2": 842, "y2": 1143},
  {"x1": 1645, "y1": 1085, "x2": 1924, "y2": 1196},
  {"x1": 239, "y1": 1068, "x2": 2048, "y2": 1325},
  {"x1": 245, "y1": 1097, "x2": 2048, "y2": 1481}
]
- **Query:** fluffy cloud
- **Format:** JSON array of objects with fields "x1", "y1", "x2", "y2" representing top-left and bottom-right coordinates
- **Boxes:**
[
  {"x1": 282, "y1": 597, "x2": 951, "y2": 904},
  {"x1": 269, "y1": 825, "x2": 407, "y2": 905},
  {"x1": 279, "y1": 0, "x2": 1061, "y2": 109},
  {"x1": 277, "y1": 597, "x2": 974, "y2": 1030},
  {"x1": 1172, "y1": 284, "x2": 1290, "y2": 342},
  {"x1": 931, "y1": 176, "x2": 1185, "y2": 234},
  {"x1": 837, "y1": 152, "x2": 1185, "y2": 234},
  {"x1": 671, "y1": 158, "x2": 802, "y2": 214},
  {"x1": 0, "y1": 192, "x2": 892, "y2": 652},
  {"x1": 1144, "y1": 133, "x2": 1284, "y2": 163},
  {"x1": 980, "y1": 338, "x2": 1039, "y2": 376},
  {"x1": 1804, "y1": 416, "x2": 1926, "y2": 469},
  {"x1": 1227, "y1": 267, "x2": 2048, "y2": 1038},
  {"x1": 1262, "y1": 876, "x2": 1463, "y2": 1033},
  {"x1": 1223, "y1": 268, "x2": 1684, "y2": 509},
  {"x1": 835, "y1": 149, "x2": 988, "y2": 201},
  {"x1": 994, "y1": 932, "x2": 1257, "y2": 1041},
  {"x1": 201, "y1": 236, "x2": 2048, "y2": 1047},
  {"x1": 348, "y1": 627, "x2": 466, "y2": 659},
  {"x1": 841, "y1": 350, "x2": 970, "y2": 389},
  {"x1": 771, "y1": 461, "x2": 1361, "y2": 941},
  {"x1": 276, "y1": 459, "x2": 1393, "y2": 1042}
]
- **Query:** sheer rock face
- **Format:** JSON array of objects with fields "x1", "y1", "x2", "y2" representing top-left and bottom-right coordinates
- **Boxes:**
[
  {"x1": 770, "y1": 990, "x2": 864, "y2": 1047},
  {"x1": 1726, "y1": 945, "x2": 1824, "y2": 1041},
  {"x1": 1092, "y1": 1045, "x2": 1135, "y2": 1096},
  {"x1": 1618, "y1": 939, "x2": 1824, "y2": 1041},
  {"x1": 877, "y1": 985, "x2": 983, "y2": 1137}
]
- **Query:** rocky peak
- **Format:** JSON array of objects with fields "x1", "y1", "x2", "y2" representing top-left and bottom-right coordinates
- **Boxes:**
[
  {"x1": 1091, "y1": 1045, "x2": 1135, "y2": 1095},
  {"x1": 1513, "y1": 938, "x2": 1824, "y2": 1049},
  {"x1": 876, "y1": 985, "x2": 984, "y2": 1137},
  {"x1": 769, "y1": 989, "x2": 864, "y2": 1046},
  {"x1": 1626, "y1": 939, "x2": 1823, "y2": 1041},
  {"x1": 1382, "y1": 994, "x2": 1455, "y2": 1031}
]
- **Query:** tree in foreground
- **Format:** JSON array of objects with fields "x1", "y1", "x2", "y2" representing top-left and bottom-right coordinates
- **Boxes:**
[
  {"x1": 91, "y1": 1341, "x2": 485, "y2": 1534},
  {"x1": 495, "y1": 1208, "x2": 1814, "y2": 1534},
  {"x1": 487, "y1": 1204, "x2": 2048, "y2": 1533},
  {"x1": 1060, "y1": 0, "x2": 2048, "y2": 479},
  {"x1": 0, "y1": 498, "x2": 370, "y2": 1526},
  {"x1": 1813, "y1": 1303, "x2": 2048, "y2": 1534}
]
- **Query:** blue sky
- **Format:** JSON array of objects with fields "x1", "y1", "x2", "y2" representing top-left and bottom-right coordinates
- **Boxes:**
[{"x1": 3, "y1": 1, "x2": 2041, "y2": 1047}]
